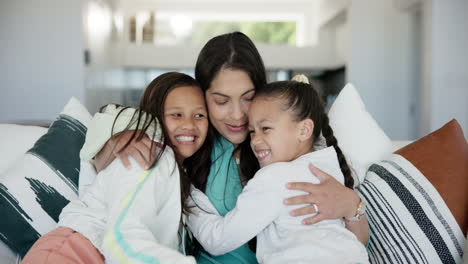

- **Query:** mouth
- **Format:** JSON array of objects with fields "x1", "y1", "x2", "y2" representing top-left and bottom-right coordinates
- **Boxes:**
[
  {"x1": 254, "y1": 149, "x2": 271, "y2": 161},
  {"x1": 175, "y1": 135, "x2": 197, "y2": 145},
  {"x1": 226, "y1": 124, "x2": 247, "y2": 133}
]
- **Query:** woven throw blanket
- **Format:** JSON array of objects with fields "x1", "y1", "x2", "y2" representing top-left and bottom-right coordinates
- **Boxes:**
[{"x1": 357, "y1": 154, "x2": 465, "y2": 264}]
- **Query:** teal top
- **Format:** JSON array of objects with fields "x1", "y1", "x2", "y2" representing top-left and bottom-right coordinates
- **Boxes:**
[{"x1": 196, "y1": 137, "x2": 258, "y2": 264}]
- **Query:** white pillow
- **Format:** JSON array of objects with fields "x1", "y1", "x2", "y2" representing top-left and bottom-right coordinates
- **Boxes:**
[
  {"x1": 328, "y1": 83, "x2": 393, "y2": 184},
  {"x1": 0, "y1": 124, "x2": 47, "y2": 174},
  {"x1": 0, "y1": 97, "x2": 92, "y2": 257}
]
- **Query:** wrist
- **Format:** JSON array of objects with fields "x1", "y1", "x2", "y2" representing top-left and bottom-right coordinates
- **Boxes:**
[
  {"x1": 344, "y1": 192, "x2": 366, "y2": 222},
  {"x1": 344, "y1": 191, "x2": 362, "y2": 218}
]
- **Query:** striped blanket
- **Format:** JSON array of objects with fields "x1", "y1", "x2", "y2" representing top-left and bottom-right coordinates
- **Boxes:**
[{"x1": 357, "y1": 154, "x2": 465, "y2": 264}]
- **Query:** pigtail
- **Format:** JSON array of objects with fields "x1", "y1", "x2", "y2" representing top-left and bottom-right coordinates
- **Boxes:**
[{"x1": 321, "y1": 113, "x2": 354, "y2": 189}]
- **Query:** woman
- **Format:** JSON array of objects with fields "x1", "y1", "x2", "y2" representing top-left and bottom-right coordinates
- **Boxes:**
[{"x1": 95, "y1": 32, "x2": 368, "y2": 264}]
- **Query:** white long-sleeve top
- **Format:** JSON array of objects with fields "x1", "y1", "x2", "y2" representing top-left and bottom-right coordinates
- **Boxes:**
[
  {"x1": 59, "y1": 146, "x2": 195, "y2": 264},
  {"x1": 188, "y1": 147, "x2": 369, "y2": 264}
]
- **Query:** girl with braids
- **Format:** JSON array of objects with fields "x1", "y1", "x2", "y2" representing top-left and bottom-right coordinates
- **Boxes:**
[
  {"x1": 22, "y1": 72, "x2": 209, "y2": 264},
  {"x1": 187, "y1": 75, "x2": 369, "y2": 263}
]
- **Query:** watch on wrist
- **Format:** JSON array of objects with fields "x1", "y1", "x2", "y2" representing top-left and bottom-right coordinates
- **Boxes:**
[{"x1": 344, "y1": 197, "x2": 366, "y2": 222}]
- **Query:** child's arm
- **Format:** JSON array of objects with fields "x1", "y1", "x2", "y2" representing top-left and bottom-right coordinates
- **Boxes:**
[
  {"x1": 102, "y1": 149, "x2": 195, "y2": 264},
  {"x1": 188, "y1": 168, "x2": 283, "y2": 256}
]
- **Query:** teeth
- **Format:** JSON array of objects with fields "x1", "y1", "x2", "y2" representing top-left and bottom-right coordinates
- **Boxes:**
[
  {"x1": 176, "y1": 136, "x2": 195, "y2": 142},
  {"x1": 255, "y1": 150, "x2": 270, "y2": 158}
]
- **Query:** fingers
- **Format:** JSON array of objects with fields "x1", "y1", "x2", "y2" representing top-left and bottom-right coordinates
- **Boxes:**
[
  {"x1": 289, "y1": 204, "x2": 317, "y2": 217},
  {"x1": 117, "y1": 152, "x2": 132, "y2": 169},
  {"x1": 140, "y1": 135, "x2": 153, "y2": 148},
  {"x1": 283, "y1": 193, "x2": 314, "y2": 206},
  {"x1": 113, "y1": 131, "x2": 155, "y2": 170},
  {"x1": 302, "y1": 213, "x2": 327, "y2": 225},
  {"x1": 124, "y1": 145, "x2": 151, "y2": 169},
  {"x1": 286, "y1": 181, "x2": 319, "y2": 193},
  {"x1": 308, "y1": 163, "x2": 331, "y2": 182}
]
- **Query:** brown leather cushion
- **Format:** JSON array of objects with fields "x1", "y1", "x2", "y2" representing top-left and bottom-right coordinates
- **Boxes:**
[{"x1": 395, "y1": 119, "x2": 468, "y2": 234}]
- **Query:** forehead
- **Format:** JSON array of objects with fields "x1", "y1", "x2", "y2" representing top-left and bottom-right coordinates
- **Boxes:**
[
  {"x1": 208, "y1": 68, "x2": 254, "y2": 96},
  {"x1": 165, "y1": 85, "x2": 205, "y2": 105},
  {"x1": 249, "y1": 96, "x2": 284, "y2": 117}
]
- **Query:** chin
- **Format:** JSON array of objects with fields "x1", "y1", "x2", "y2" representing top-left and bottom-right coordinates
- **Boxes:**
[{"x1": 223, "y1": 133, "x2": 248, "y2": 145}]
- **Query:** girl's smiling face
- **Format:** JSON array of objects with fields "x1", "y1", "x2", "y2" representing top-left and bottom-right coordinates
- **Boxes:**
[
  {"x1": 248, "y1": 96, "x2": 312, "y2": 168},
  {"x1": 205, "y1": 68, "x2": 255, "y2": 146},
  {"x1": 164, "y1": 85, "x2": 208, "y2": 162}
]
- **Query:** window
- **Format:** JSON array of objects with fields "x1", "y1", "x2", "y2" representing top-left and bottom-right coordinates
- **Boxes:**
[{"x1": 128, "y1": 12, "x2": 298, "y2": 46}]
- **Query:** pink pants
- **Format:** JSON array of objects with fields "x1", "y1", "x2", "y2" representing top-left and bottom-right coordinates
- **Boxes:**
[{"x1": 21, "y1": 227, "x2": 104, "y2": 264}]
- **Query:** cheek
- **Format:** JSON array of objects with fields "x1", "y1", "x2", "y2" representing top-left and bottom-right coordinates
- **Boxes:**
[
  {"x1": 163, "y1": 119, "x2": 177, "y2": 137},
  {"x1": 206, "y1": 101, "x2": 225, "y2": 123},
  {"x1": 199, "y1": 120, "x2": 209, "y2": 137},
  {"x1": 250, "y1": 140, "x2": 255, "y2": 151},
  {"x1": 241, "y1": 100, "x2": 252, "y2": 115}
]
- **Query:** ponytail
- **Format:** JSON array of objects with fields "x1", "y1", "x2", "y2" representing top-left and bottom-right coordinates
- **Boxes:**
[{"x1": 321, "y1": 113, "x2": 354, "y2": 189}]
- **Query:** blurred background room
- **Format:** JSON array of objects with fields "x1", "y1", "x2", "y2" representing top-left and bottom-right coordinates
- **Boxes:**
[{"x1": 1, "y1": 0, "x2": 467, "y2": 141}]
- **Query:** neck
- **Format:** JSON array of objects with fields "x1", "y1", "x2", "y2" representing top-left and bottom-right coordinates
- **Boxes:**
[
  {"x1": 294, "y1": 142, "x2": 314, "y2": 160},
  {"x1": 176, "y1": 154, "x2": 185, "y2": 165}
]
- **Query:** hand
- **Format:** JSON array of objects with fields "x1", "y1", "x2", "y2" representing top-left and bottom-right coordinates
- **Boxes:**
[
  {"x1": 94, "y1": 130, "x2": 155, "y2": 172},
  {"x1": 284, "y1": 163, "x2": 360, "y2": 225}
]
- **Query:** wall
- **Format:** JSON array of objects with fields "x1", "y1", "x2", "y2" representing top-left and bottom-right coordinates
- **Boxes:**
[
  {"x1": 423, "y1": 0, "x2": 468, "y2": 135},
  {"x1": 347, "y1": 0, "x2": 415, "y2": 140},
  {"x1": 0, "y1": 0, "x2": 84, "y2": 123}
]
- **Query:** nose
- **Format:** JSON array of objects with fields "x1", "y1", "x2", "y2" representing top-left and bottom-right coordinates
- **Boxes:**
[
  {"x1": 250, "y1": 132, "x2": 262, "y2": 146},
  {"x1": 181, "y1": 117, "x2": 195, "y2": 130},
  {"x1": 230, "y1": 102, "x2": 245, "y2": 122}
]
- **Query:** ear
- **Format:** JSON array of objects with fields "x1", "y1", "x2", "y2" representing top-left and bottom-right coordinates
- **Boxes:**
[{"x1": 298, "y1": 119, "x2": 314, "y2": 141}]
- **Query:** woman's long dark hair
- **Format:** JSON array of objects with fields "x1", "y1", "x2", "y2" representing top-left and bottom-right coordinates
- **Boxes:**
[
  {"x1": 191, "y1": 31, "x2": 266, "y2": 255},
  {"x1": 109, "y1": 72, "x2": 213, "y2": 215},
  {"x1": 194, "y1": 31, "x2": 266, "y2": 190},
  {"x1": 245, "y1": 80, "x2": 354, "y2": 189}
]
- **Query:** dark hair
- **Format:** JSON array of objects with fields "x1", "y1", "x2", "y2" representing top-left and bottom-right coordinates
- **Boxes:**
[
  {"x1": 111, "y1": 72, "x2": 212, "y2": 215},
  {"x1": 191, "y1": 31, "x2": 265, "y2": 254},
  {"x1": 250, "y1": 81, "x2": 354, "y2": 189},
  {"x1": 193, "y1": 31, "x2": 266, "y2": 190}
]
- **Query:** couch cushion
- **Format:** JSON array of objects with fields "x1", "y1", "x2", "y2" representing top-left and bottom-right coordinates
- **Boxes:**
[
  {"x1": 0, "y1": 97, "x2": 91, "y2": 257},
  {"x1": 0, "y1": 124, "x2": 47, "y2": 174},
  {"x1": 358, "y1": 154, "x2": 465, "y2": 264},
  {"x1": 395, "y1": 119, "x2": 468, "y2": 234},
  {"x1": 328, "y1": 83, "x2": 393, "y2": 185}
]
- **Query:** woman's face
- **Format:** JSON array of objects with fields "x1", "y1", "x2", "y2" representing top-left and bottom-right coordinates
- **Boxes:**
[
  {"x1": 164, "y1": 85, "x2": 208, "y2": 162},
  {"x1": 205, "y1": 68, "x2": 255, "y2": 145}
]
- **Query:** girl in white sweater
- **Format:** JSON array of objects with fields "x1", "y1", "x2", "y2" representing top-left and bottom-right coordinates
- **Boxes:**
[
  {"x1": 22, "y1": 72, "x2": 211, "y2": 264},
  {"x1": 188, "y1": 76, "x2": 369, "y2": 264}
]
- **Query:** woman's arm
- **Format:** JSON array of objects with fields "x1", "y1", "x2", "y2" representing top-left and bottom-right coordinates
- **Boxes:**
[
  {"x1": 82, "y1": 105, "x2": 156, "y2": 173},
  {"x1": 94, "y1": 130, "x2": 154, "y2": 173},
  {"x1": 284, "y1": 164, "x2": 369, "y2": 245}
]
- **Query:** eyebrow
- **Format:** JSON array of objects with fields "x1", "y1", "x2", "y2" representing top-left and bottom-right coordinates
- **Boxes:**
[
  {"x1": 258, "y1": 118, "x2": 272, "y2": 124},
  {"x1": 251, "y1": 118, "x2": 272, "y2": 126},
  {"x1": 211, "y1": 88, "x2": 255, "y2": 98},
  {"x1": 166, "y1": 106, "x2": 206, "y2": 111}
]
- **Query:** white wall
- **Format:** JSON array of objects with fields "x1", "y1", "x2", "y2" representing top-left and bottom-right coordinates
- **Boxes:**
[
  {"x1": 422, "y1": 0, "x2": 468, "y2": 136},
  {"x1": 0, "y1": 0, "x2": 85, "y2": 123},
  {"x1": 347, "y1": 0, "x2": 415, "y2": 140}
]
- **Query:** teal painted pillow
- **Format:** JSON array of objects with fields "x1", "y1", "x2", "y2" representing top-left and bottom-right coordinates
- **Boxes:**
[{"x1": 0, "y1": 98, "x2": 91, "y2": 257}]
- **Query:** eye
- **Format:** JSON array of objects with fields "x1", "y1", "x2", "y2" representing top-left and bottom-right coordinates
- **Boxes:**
[
  {"x1": 248, "y1": 130, "x2": 255, "y2": 135},
  {"x1": 194, "y1": 113, "x2": 206, "y2": 119},
  {"x1": 262, "y1": 127, "x2": 271, "y2": 132},
  {"x1": 214, "y1": 101, "x2": 227, "y2": 106},
  {"x1": 169, "y1": 113, "x2": 181, "y2": 118},
  {"x1": 244, "y1": 96, "x2": 254, "y2": 103}
]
